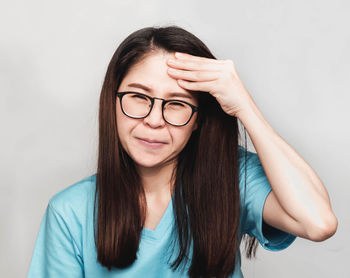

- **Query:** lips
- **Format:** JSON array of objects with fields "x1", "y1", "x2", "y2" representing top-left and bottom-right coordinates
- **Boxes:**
[
  {"x1": 138, "y1": 137, "x2": 166, "y2": 144},
  {"x1": 136, "y1": 137, "x2": 167, "y2": 149}
]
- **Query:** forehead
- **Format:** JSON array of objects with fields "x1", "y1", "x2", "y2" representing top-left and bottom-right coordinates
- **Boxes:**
[
  {"x1": 120, "y1": 52, "x2": 198, "y2": 100},
  {"x1": 125, "y1": 82, "x2": 196, "y2": 101}
]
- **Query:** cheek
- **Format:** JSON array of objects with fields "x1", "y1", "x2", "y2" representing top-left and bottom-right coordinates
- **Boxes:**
[
  {"x1": 115, "y1": 107, "x2": 124, "y2": 136},
  {"x1": 116, "y1": 105, "x2": 134, "y2": 143},
  {"x1": 170, "y1": 125, "x2": 195, "y2": 149}
]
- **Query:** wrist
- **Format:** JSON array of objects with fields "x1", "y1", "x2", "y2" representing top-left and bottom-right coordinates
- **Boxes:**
[
  {"x1": 236, "y1": 99, "x2": 274, "y2": 137},
  {"x1": 235, "y1": 99, "x2": 256, "y2": 121}
]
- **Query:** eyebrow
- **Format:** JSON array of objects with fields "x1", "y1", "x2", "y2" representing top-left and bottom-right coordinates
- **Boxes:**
[{"x1": 126, "y1": 82, "x2": 194, "y2": 100}]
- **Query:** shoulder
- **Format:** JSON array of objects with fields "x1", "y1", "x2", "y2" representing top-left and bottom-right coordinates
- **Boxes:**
[
  {"x1": 48, "y1": 173, "x2": 97, "y2": 218},
  {"x1": 238, "y1": 145, "x2": 259, "y2": 163},
  {"x1": 237, "y1": 145, "x2": 262, "y2": 178},
  {"x1": 237, "y1": 146, "x2": 269, "y2": 204},
  {"x1": 29, "y1": 174, "x2": 97, "y2": 269}
]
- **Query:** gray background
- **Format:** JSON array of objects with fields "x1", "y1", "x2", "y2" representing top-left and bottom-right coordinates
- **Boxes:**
[{"x1": 1, "y1": 0, "x2": 348, "y2": 277}]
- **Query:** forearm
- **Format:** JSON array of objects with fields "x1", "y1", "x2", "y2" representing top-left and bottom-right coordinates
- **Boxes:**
[{"x1": 237, "y1": 98, "x2": 336, "y2": 230}]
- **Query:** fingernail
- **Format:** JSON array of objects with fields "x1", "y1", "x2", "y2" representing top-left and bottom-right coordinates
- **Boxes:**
[{"x1": 175, "y1": 52, "x2": 184, "y2": 58}]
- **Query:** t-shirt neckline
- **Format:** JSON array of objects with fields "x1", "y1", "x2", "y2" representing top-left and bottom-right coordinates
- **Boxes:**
[{"x1": 141, "y1": 192, "x2": 175, "y2": 241}]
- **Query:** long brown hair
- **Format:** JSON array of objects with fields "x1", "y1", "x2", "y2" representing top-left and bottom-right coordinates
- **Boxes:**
[{"x1": 94, "y1": 25, "x2": 258, "y2": 278}]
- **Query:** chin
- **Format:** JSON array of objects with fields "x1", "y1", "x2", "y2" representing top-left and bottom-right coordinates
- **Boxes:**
[{"x1": 133, "y1": 158, "x2": 164, "y2": 169}]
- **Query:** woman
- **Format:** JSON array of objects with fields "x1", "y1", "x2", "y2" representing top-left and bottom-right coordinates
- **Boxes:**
[{"x1": 27, "y1": 25, "x2": 337, "y2": 278}]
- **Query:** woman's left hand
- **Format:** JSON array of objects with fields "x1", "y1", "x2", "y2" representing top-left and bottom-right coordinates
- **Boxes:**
[{"x1": 167, "y1": 52, "x2": 254, "y2": 118}]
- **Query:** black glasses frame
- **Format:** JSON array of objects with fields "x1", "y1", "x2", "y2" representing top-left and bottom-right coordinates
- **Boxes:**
[{"x1": 115, "y1": 91, "x2": 199, "y2": 127}]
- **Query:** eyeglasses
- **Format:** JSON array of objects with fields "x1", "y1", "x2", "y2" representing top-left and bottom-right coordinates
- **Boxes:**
[{"x1": 115, "y1": 91, "x2": 199, "y2": 127}]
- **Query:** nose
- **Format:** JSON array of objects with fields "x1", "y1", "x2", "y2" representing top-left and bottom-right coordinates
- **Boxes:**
[{"x1": 143, "y1": 98, "x2": 166, "y2": 127}]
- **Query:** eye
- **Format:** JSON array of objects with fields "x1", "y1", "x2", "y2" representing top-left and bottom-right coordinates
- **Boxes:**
[
  {"x1": 171, "y1": 102, "x2": 184, "y2": 106},
  {"x1": 168, "y1": 101, "x2": 186, "y2": 107},
  {"x1": 130, "y1": 93, "x2": 148, "y2": 100}
]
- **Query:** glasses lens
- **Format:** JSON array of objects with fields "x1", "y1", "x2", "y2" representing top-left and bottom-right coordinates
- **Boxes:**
[
  {"x1": 164, "y1": 101, "x2": 193, "y2": 126},
  {"x1": 122, "y1": 93, "x2": 151, "y2": 117},
  {"x1": 121, "y1": 93, "x2": 193, "y2": 126}
]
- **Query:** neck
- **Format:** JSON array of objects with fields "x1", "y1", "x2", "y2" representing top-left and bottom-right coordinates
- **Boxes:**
[{"x1": 136, "y1": 159, "x2": 177, "y2": 196}]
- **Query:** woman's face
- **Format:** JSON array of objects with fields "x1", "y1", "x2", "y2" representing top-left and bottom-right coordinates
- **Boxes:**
[{"x1": 116, "y1": 51, "x2": 199, "y2": 170}]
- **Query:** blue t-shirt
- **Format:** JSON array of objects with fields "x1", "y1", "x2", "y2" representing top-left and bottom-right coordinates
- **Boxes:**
[{"x1": 27, "y1": 146, "x2": 297, "y2": 277}]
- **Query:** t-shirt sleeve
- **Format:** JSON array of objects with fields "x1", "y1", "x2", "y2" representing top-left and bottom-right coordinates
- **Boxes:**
[
  {"x1": 239, "y1": 147, "x2": 297, "y2": 251},
  {"x1": 27, "y1": 201, "x2": 84, "y2": 277}
]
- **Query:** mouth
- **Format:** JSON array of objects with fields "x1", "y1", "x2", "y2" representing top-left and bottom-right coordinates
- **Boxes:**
[
  {"x1": 138, "y1": 137, "x2": 167, "y2": 144},
  {"x1": 136, "y1": 137, "x2": 167, "y2": 148}
]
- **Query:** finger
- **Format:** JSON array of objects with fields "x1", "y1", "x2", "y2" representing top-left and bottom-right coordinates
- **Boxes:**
[
  {"x1": 175, "y1": 52, "x2": 225, "y2": 64},
  {"x1": 167, "y1": 58, "x2": 223, "y2": 72},
  {"x1": 167, "y1": 68, "x2": 219, "y2": 82},
  {"x1": 176, "y1": 79, "x2": 217, "y2": 92}
]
